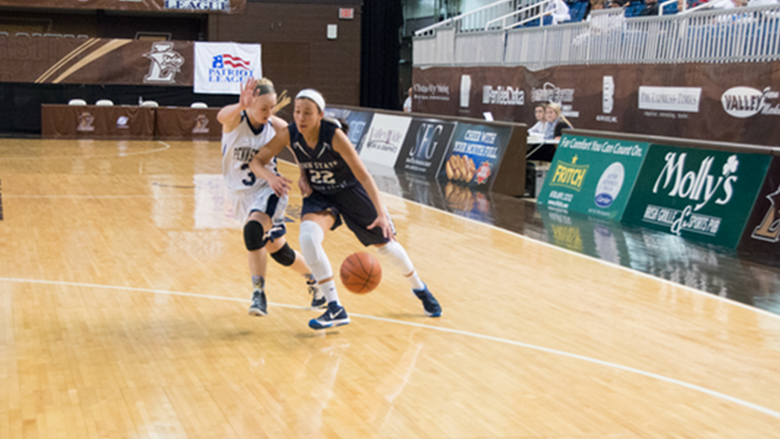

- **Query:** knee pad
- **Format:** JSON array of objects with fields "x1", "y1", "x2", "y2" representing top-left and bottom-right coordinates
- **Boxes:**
[
  {"x1": 244, "y1": 220, "x2": 266, "y2": 251},
  {"x1": 270, "y1": 242, "x2": 296, "y2": 267}
]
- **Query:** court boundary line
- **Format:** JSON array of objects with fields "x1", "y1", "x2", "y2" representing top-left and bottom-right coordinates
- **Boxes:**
[
  {"x1": 2, "y1": 276, "x2": 779, "y2": 421},
  {"x1": 0, "y1": 140, "x2": 171, "y2": 160}
]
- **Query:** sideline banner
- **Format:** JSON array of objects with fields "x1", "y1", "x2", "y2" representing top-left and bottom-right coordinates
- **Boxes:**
[
  {"x1": 395, "y1": 118, "x2": 457, "y2": 177},
  {"x1": 622, "y1": 144, "x2": 771, "y2": 248},
  {"x1": 438, "y1": 122, "x2": 513, "y2": 191},
  {"x1": 357, "y1": 114, "x2": 413, "y2": 167},
  {"x1": 0, "y1": 0, "x2": 245, "y2": 13},
  {"x1": 738, "y1": 156, "x2": 780, "y2": 253},
  {"x1": 194, "y1": 42, "x2": 261, "y2": 95},
  {"x1": 537, "y1": 134, "x2": 649, "y2": 220}
]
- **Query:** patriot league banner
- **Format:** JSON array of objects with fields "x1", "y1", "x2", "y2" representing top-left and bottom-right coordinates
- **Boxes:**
[
  {"x1": 622, "y1": 144, "x2": 771, "y2": 248},
  {"x1": 537, "y1": 134, "x2": 649, "y2": 220},
  {"x1": 194, "y1": 42, "x2": 262, "y2": 95}
]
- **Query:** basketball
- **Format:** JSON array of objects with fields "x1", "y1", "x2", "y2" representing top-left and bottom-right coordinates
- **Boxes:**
[{"x1": 339, "y1": 252, "x2": 382, "y2": 294}]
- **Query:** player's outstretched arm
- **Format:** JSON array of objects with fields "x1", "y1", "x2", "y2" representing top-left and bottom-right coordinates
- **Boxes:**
[
  {"x1": 332, "y1": 129, "x2": 393, "y2": 240},
  {"x1": 249, "y1": 129, "x2": 292, "y2": 197},
  {"x1": 217, "y1": 78, "x2": 257, "y2": 133}
]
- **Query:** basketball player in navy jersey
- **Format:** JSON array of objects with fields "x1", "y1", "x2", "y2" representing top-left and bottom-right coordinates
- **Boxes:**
[
  {"x1": 249, "y1": 89, "x2": 442, "y2": 330},
  {"x1": 218, "y1": 78, "x2": 326, "y2": 317}
]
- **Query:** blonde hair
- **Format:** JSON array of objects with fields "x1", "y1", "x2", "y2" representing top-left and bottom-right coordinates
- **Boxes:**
[
  {"x1": 547, "y1": 102, "x2": 573, "y2": 128},
  {"x1": 254, "y1": 77, "x2": 291, "y2": 114}
]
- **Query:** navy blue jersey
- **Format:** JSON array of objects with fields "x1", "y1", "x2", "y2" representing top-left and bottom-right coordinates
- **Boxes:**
[{"x1": 288, "y1": 120, "x2": 358, "y2": 194}]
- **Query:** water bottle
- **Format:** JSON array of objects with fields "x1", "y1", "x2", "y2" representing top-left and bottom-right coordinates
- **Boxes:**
[{"x1": 138, "y1": 96, "x2": 143, "y2": 106}]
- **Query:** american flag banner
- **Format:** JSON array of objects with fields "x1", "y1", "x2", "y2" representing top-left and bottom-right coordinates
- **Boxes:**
[{"x1": 194, "y1": 42, "x2": 262, "y2": 94}]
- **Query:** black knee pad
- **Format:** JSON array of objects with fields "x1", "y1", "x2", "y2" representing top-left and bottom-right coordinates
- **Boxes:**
[
  {"x1": 270, "y1": 242, "x2": 296, "y2": 267},
  {"x1": 244, "y1": 220, "x2": 266, "y2": 251}
]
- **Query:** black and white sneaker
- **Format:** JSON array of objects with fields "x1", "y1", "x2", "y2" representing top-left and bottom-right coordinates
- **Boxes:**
[
  {"x1": 309, "y1": 281, "x2": 327, "y2": 309},
  {"x1": 309, "y1": 302, "x2": 350, "y2": 330},
  {"x1": 248, "y1": 289, "x2": 268, "y2": 316},
  {"x1": 413, "y1": 284, "x2": 442, "y2": 317}
]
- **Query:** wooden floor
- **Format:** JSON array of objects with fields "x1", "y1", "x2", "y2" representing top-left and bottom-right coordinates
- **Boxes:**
[{"x1": 1, "y1": 138, "x2": 780, "y2": 439}]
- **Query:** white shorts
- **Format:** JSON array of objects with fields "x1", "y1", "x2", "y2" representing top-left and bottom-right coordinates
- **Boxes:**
[{"x1": 230, "y1": 185, "x2": 289, "y2": 240}]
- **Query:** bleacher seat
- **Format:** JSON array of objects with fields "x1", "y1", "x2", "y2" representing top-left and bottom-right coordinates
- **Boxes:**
[
  {"x1": 566, "y1": 0, "x2": 592, "y2": 22},
  {"x1": 68, "y1": 99, "x2": 87, "y2": 106},
  {"x1": 190, "y1": 102, "x2": 208, "y2": 109},
  {"x1": 625, "y1": 1, "x2": 647, "y2": 17},
  {"x1": 140, "y1": 100, "x2": 159, "y2": 108},
  {"x1": 95, "y1": 99, "x2": 114, "y2": 106}
]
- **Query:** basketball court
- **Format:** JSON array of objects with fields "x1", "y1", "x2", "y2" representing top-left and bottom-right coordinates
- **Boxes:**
[{"x1": 1, "y1": 138, "x2": 779, "y2": 438}]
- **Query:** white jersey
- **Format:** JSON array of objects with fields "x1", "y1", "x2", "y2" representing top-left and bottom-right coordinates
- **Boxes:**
[{"x1": 221, "y1": 112, "x2": 278, "y2": 192}]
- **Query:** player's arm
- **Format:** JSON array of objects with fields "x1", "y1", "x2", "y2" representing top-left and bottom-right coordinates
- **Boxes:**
[
  {"x1": 217, "y1": 78, "x2": 257, "y2": 133},
  {"x1": 249, "y1": 129, "x2": 292, "y2": 197},
  {"x1": 269, "y1": 116, "x2": 312, "y2": 197},
  {"x1": 332, "y1": 129, "x2": 393, "y2": 240}
]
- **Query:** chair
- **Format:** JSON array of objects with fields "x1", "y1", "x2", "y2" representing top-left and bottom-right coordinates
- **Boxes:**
[
  {"x1": 95, "y1": 99, "x2": 114, "y2": 106},
  {"x1": 77, "y1": 34, "x2": 88, "y2": 39},
  {"x1": 32, "y1": 33, "x2": 42, "y2": 37},
  {"x1": 140, "y1": 100, "x2": 159, "y2": 108},
  {"x1": 15, "y1": 32, "x2": 29, "y2": 37},
  {"x1": 190, "y1": 102, "x2": 208, "y2": 109},
  {"x1": 68, "y1": 98, "x2": 88, "y2": 106},
  {"x1": 43, "y1": 33, "x2": 62, "y2": 38},
  {"x1": 0, "y1": 31, "x2": 8, "y2": 37},
  {"x1": 63, "y1": 34, "x2": 74, "y2": 38}
]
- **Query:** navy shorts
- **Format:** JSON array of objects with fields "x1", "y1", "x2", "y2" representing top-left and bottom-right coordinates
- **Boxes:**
[{"x1": 301, "y1": 184, "x2": 394, "y2": 246}]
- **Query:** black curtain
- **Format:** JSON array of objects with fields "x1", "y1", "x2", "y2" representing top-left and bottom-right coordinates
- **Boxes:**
[{"x1": 360, "y1": 0, "x2": 402, "y2": 110}]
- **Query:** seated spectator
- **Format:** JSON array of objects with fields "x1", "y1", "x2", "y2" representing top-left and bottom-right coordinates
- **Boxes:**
[
  {"x1": 544, "y1": 102, "x2": 573, "y2": 140},
  {"x1": 546, "y1": 0, "x2": 572, "y2": 24},
  {"x1": 403, "y1": 87, "x2": 412, "y2": 113},
  {"x1": 528, "y1": 103, "x2": 548, "y2": 137},
  {"x1": 638, "y1": 0, "x2": 660, "y2": 15},
  {"x1": 748, "y1": 0, "x2": 778, "y2": 5}
]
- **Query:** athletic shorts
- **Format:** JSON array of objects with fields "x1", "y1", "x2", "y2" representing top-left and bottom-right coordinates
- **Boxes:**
[
  {"x1": 301, "y1": 184, "x2": 395, "y2": 246},
  {"x1": 230, "y1": 184, "x2": 287, "y2": 242}
]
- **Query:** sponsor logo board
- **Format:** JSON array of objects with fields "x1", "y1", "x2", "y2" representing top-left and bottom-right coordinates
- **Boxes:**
[
  {"x1": 738, "y1": 157, "x2": 780, "y2": 252},
  {"x1": 721, "y1": 86, "x2": 780, "y2": 118},
  {"x1": 439, "y1": 122, "x2": 512, "y2": 190},
  {"x1": 395, "y1": 118, "x2": 457, "y2": 177},
  {"x1": 194, "y1": 42, "x2": 261, "y2": 94},
  {"x1": 358, "y1": 114, "x2": 413, "y2": 167}
]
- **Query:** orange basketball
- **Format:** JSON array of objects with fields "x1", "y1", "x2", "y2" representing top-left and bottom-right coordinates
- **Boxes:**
[{"x1": 339, "y1": 252, "x2": 382, "y2": 294}]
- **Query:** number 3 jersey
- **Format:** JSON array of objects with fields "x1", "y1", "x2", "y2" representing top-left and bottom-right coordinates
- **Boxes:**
[
  {"x1": 288, "y1": 119, "x2": 357, "y2": 195},
  {"x1": 221, "y1": 112, "x2": 279, "y2": 192}
]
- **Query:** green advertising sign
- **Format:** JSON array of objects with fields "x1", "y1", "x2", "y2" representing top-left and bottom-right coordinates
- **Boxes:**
[
  {"x1": 537, "y1": 134, "x2": 649, "y2": 220},
  {"x1": 622, "y1": 144, "x2": 771, "y2": 248}
]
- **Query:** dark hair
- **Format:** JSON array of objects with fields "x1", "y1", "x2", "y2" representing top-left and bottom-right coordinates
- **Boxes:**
[{"x1": 324, "y1": 116, "x2": 350, "y2": 135}]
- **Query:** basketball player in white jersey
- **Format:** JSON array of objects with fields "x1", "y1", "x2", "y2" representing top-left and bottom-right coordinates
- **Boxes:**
[{"x1": 218, "y1": 77, "x2": 326, "y2": 316}]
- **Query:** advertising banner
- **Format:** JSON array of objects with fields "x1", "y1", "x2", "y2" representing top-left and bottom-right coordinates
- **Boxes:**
[
  {"x1": 194, "y1": 42, "x2": 261, "y2": 95},
  {"x1": 438, "y1": 122, "x2": 513, "y2": 190},
  {"x1": 323, "y1": 107, "x2": 374, "y2": 150},
  {"x1": 738, "y1": 156, "x2": 780, "y2": 254},
  {"x1": 537, "y1": 134, "x2": 649, "y2": 220},
  {"x1": 357, "y1": 114, "x2": 413, "y2": 167},
  {"x1": 0, "y1": 0, "x2": 245, "y2": 13},
  {"x1": 395, "y1": 118, "x2": 457, "y2": 177},
  {"x1": 622, "y1": 144, "x2": 771, "y2": 248}
]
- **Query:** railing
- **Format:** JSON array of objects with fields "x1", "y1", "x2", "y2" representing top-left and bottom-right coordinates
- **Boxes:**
[
  {"x1": 413, "y1": 4, "x2": 780, "y2": 69},
  {"x1": 484, "y1": 0, "x2": 553, "y2": 30},
  {"x1": 415, "y1": 0, "x2": 540, "y2": 36}
]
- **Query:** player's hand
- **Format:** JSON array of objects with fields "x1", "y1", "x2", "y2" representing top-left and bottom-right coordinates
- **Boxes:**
[
  {"x1": 298, "y1": 176, "x2": 312, "y2": 197},
  {"x1": 239, "y1": 78, "x2": 257, "y2": 110},
  {"x1": 269, "y1": 175, "x2": 292, "y2": 197},
  {"x1": 368, "y1": 215, "x2": 394, "y2": 241}
]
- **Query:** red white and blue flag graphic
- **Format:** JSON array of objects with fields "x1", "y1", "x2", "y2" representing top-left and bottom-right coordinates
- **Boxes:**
[{"x1": 195, "y1": 42, "x2": 262, "y2": 94}]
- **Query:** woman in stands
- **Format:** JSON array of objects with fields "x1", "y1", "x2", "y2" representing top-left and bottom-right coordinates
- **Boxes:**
[
  {"x1": 544, "y1": 102, "x2": 573, "y2": 141},
  {"x1": 249, "y1": 89, "x2": 442, "y2": 330},
  {"x1": 218, "y1": 77, "x2": 325, "y2": 317},
  {"x1": 528, "y1": 103, "x2": 548, "y2": 137}
]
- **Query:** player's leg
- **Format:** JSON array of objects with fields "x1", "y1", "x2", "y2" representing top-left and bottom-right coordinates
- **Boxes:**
[
  {"x1": 299, "y1": 198, "x2": 350, "y2": 329},
  {"x1": 374, "y1": 240, "x2": 441, "y2": 317},
  {"x1": 244, "y1": 210, "x2": 272, "y2": 316},
  {"x1": 266, "y1": 236, "x2": 325, "y2": 309}
]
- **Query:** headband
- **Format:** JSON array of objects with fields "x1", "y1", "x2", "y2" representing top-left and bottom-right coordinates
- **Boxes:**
[
  {"x1": 255, "y1": 84, "x2": 276, "y2": 96},
  {"x1": 296, "y1": 89, "x2": 325, "y2": 112}
]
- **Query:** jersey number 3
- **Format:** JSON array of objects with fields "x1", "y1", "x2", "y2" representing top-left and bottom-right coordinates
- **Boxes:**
[
  {"x1": 240, "y1": 163, "x2": 256, "y2": 186},
  {"x1": 309, "y1": 170, "x2": 335, "y2": 185}
]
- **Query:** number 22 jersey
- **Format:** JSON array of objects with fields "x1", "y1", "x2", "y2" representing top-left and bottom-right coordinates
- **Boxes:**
[{"x1": 288, "y1": 119, "x2": 357, "y2": 195}]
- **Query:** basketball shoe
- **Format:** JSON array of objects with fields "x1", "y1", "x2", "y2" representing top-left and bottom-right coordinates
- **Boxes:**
[
  {"x1": 413, "y1": 284, "x2": 442, "y2": 317},
  {"x1": 248, "y1": 289, "x2": 268, "y2": 316},
  {"x1": 309, "y1": 302, "x2": 350, "y2": 330},
  {"x1": 309, "y1": 280, "x2": 327, "y2": 309}
]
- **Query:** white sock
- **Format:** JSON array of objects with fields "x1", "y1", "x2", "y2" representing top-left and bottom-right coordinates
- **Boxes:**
[
  {"x1": 377, "y1": 241, "x2": 425, "y2": 290},
  {"x1": 319, "y1": 280, "x2": 339, "y2": 305}
]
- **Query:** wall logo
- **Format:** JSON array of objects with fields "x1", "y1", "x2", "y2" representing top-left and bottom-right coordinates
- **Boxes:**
[
  {"x1": 413, "y1": 83, "x2": 451, "y2": 103},
  {"x1": 531, "y1": 82, "x2": 574, "y2": 104},
  {"x1": 409, "y1": 123, "x2": 444, "y2": 163},
  {"x1": 77, "y1": 112, "x2": 94, "y2": 132},
  {"x1": 638, "y1": 86, "x2": 701, "y2": 113},
  {"x1": 751, "y1": 184, "x2": 780, "y2": 243},
  {"x1": 143, "y1": 42, "x2": 185, "y2": 84},
  {"x1": 164, "y1": 0, "x2": 230, "y2": 11},
  {"x1": 193, "y1": 114, "x2": 210, "y2": 134},
  {"x1": 116, "y1": 116, "x2": 129, "y2": 130},
  {"x1": 460, "y1": 75, "x2": 471, "y2": 108},
  {"x1": 721, "y1": 86, "x2": 780, "y2": 118},
  {"x1": 602, "y1": 76, "x2": 614, "y2": 114},
  {"x1": 594, "y1": 162, "x2": 625, "y2": 208},
  {"x1": 482, "y1": 85, "x2": 524, "y2": 106},
  {"x1": 550, "y1": 155, "x2": 589, "y2": 192}
]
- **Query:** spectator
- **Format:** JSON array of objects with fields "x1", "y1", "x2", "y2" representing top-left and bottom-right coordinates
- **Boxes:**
[
  {"x1": 546, "y1": 0, "x2": 572, "y2": 24},
  {"x1": 639, "y1": 0, "x2": 660, "y2": 15},
  {"x1": 403, "y1": 87, "x2": 412, "y2": 113},
  {"x1": 544, "y1": 102, "x2": 573, "y2": 140},
  {"x1": 528, "y1": 103, "x2": 548, "y2": 137},
  {"x1": 748, "y1": 0, "x2": 778, "y2": 5}
]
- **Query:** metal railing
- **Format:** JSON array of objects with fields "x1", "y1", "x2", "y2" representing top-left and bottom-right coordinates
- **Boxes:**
[
  {"x1": 413, "y1": 4, "x2": 780, "y2": 69},
  {"x1": 484, "y1": 0, "x2": 553, "y2": 30},
  {"x1": 414, "y1": 0, "x2": 540, "y2": 36}
]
